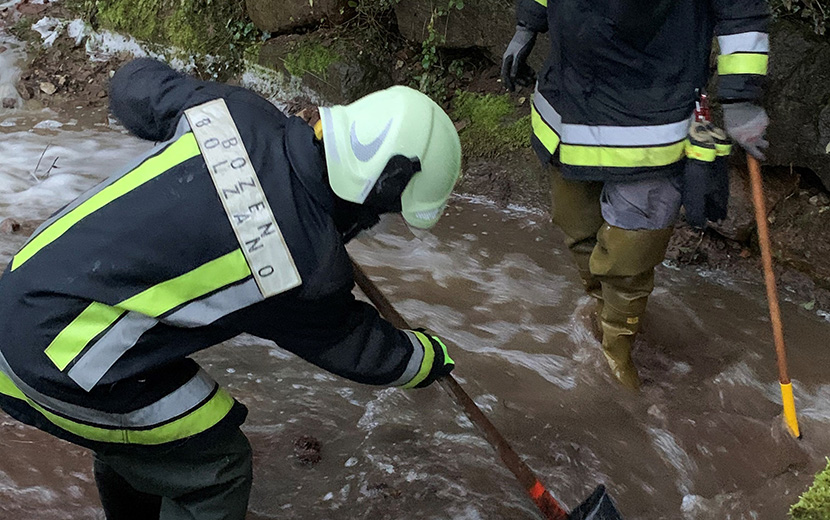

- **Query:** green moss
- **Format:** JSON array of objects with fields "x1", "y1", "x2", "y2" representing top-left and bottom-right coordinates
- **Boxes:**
[
  {"x1": 96, "y1": 0, "x2": 159, "y2": 41},
  {"x1": 282, "y1": 42, "x2": 341, "y2": 80},
  {"x1": 451, "y1": 91, "x2": 531, "y2": 158},
  {"x1": 791, "y1": 459, "x2": 830, "y2": 519},
  {"x1": 64, "y1": 0, "x2": 263, "y2": 79}
]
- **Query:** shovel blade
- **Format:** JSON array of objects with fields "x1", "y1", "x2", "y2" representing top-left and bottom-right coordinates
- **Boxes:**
[{"x1": 568, "y1": 485, "x2": 624, "y2": 520}]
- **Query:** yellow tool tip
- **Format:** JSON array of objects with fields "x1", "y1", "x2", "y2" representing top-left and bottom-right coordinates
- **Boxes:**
[{"x1": 780, "y1": 382, "x2": 802, "y2": 440}]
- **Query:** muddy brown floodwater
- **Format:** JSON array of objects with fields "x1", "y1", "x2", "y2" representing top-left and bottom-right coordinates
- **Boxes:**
[{"x1": 3, "y1": 47, "x2": 830, "y2": 520}]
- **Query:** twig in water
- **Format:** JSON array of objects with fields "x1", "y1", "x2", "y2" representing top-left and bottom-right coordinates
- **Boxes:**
[
  {"x1": 43, "y1": 156, "x2": 59, "y2": 179},
  {"x1": 30, "y1": 143, "x2": 51, "y2": 182}
]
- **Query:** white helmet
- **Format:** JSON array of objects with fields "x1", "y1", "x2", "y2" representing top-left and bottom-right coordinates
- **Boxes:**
[{"x1": 318, "y1": 85, "x2": 461, "y2": 229}]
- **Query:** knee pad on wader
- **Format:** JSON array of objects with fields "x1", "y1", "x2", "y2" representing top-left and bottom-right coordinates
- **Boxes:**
[{"x1": 589, "y1": 223, "x2": 674, "y2": 389}]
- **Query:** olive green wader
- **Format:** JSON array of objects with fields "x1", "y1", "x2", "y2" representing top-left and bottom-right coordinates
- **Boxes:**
[{"x1": 551, "y1": 170, "x2": 674, "y2": 389}]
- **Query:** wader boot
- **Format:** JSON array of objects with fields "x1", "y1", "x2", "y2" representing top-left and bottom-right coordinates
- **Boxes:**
[
  {"x1": 590, "y1": 223, "x2": 674, "y2": 389},
  {"x1": 550, "y1": 168, "x2": 604, "y2": 297}
]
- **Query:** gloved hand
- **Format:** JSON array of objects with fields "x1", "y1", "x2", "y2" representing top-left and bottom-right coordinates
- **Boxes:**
[
  {"x1": 501, "y1": 25, "x2": 537, "y2": 92},
  {"x1": 722, "y1": 102, "x2": 769, "y2": 160},
  {"x1": 407, "y1": 329, "x2": 455, "y2": 388}
]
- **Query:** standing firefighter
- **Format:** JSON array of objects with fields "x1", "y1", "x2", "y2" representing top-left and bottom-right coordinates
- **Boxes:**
[
  {"x1": 502, "y1": 0, "x2": 770, "y2": 389},
  {"x1": 0, "y1": 58, "x2": 459, "y2": 519}
]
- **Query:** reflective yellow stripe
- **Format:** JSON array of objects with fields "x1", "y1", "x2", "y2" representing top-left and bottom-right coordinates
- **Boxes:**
[
  {"x1": 531, "y1": 104, "x2": 560, "y2": 155},
  {"x1": 12, "y1": 133, "x2": 201, "y2": 271},
  {"x1": 0, "y1": 371, "x2": 234, "y2": 445},
  {"x1": 686, "y1": 143, "x2": 717, "y2": 162},
  {"x1": 432, "y1": 336, "x2": 454, "y2": 365},
  {"x1": 45, "y1": 303, "x2": 125, "y2": 370},
  {"x1": 44, "y1": 250, "x2": 251, "y2": 371},
  {"x1": 715, "y1": 143, "x2": 732, "y2": 157},
  {"x1": 560, "y1": 140, "x2": 686, "y2": 168},
  {"x1": 718, "y1": 53, "x2": 768, "y2": 76},
  {"x1": 534, "y1": 0, "x2": 548, "y2": 6},
  {"x1": 119, "y1": 250, "x2": 251, "y2": 317},
  {"x1": 402, "y1": 331, "x2": 435, "y2": 389}
]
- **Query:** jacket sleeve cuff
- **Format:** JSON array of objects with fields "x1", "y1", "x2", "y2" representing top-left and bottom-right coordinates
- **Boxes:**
[
  {"x1": 516, "y1": 0, "x2": 548, "y2": 34},
  {"x1": 716, "y1": 31, "x2": 768, "y2": 102}
]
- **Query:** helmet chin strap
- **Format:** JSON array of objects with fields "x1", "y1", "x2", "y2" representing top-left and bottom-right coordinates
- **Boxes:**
[{"x1": 332, "y1": 155, "x2": 421, "y2": 243}]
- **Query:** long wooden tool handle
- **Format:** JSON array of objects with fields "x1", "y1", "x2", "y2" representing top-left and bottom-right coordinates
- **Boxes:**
[
  {"x1": 351, "y1": 258, "x2": 570, "y2": 520},
  {"x1": 746, "y1": 155, "x2": 801, "y2": 438}
]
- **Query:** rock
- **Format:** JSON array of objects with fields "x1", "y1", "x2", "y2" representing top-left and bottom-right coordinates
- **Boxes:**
[
  {"x1": 245, "y1": 0, "x2": 349, "y2": 34},
  {"x1": 393, "y1": 0, "x2": 549, "y2": 70},
  {"x1": 258, "y1": 33, "x2": 392, "y2": 104},
  {"x1": 0, "y1": 218, "x2": 21, "y2": 234},
  {"x1": 764, "y1": 20, "x2": 830, "y2": 191},
  {"x1": 293, "y1": 434, "x2": 322, "y2": 465},
  {"x1": 2, "y1": 97, "x2": 15, "y2": 109},
  {"x1": 395, "y1": 0, "x2": 512, "y2": 58},
  {"x1": 17, "y1": 83, "x2": 31, "y2": 101},
  {"x1": 39, "y1": 82, "x2": 56, "y2": 95}
]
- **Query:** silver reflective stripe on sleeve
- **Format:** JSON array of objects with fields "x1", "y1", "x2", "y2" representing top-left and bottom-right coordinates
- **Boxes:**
[
  {"x1": 390, "y1": 330, "x2": 426, "y2": 386},
  {"x1": 22, "y1": 117, "x2": 194, "y2": 249},
  {"x1": 68, "y1": 312, "x2": 157, "y2": 392},
  {"x1": 162, "y1": 278, "x2": 263, "y2": 327},
  {"x1": 0, "y1": 348, "x2": 217, "y2": 428},
  {"x1": 67, "y1": 279, "x2": 264, "y2": 391},
  {"x1": 718, "y1": 32, "x2": 769, "y2": 55}
]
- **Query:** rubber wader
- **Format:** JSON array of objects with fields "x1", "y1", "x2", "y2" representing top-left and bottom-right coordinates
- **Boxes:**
[
  {"x1": 590, "y1": 223, "x2": 673, "y2": 389},
  {"x1": 550, "y1": 170, "x2": 604, "y2": 300}
]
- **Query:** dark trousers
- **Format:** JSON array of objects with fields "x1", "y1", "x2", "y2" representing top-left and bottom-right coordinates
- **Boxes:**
[{"x1": 93, "y1": 428, "x2": 252, "y2": 520}]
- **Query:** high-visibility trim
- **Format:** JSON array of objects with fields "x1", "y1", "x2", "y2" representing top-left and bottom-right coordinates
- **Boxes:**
[
  {"x1": 532, "y1": 87, "x2": 562, "y2": 135},
  {"x1": 401, "y1": 331, "x2": 436, "y2": 389},
  {"x1": 533, "y1": 0, "x2": 547, "y2": 7},
  {"x1": 45, "y1": 303, "x2": 126, "y2": 371},
  {"x1": 62, "y1": 251, "x2": 254, "y2": 390},
  {"x1": 12, "y1": 133, "x2": 200, "y2": 271},
  {"x1": 718, "y1": 53, "x2": 768, "y2": 76},
  {"x1": 686, "y1": 143, "x2": 717, "y2": 162},
  {"x1": 563, "y1": 119, "x2": 690, "y2": 147},
  {"x1": 715, "y1": 143, "x2": 732, "y2": 157},
  {"x1": 718, "y1": 32, "x2": 769, "y2": 55},
  {"x1": 163, "y1": 278, "x2": 263, "y2": 328},
  {"x1": 560, "y1": 140, "x2": 687, "y2": 168},
  {"x1": 46, "y1": 250, "x2": 251, "y2": 378},
  {"x1": 0, "y1": 368, "x2": 234, "y2": 445},
  {"x1": 391, "y1": 330, "x2": 426, "y2": 386},
  {"x1": 534, "y1": 87, "x2": 691, "y2": 168},
  {"x1": 531, "y1": 104, "x2": 561, "y2": 155},
  {"x1": 432, "y1": 335, "x2": 454, "y2": 365},
  {"x1": 1, "y1": 348, "x2": 219, "y2": 429},
  {"x1": 186, "y1": 99, "x2": 301, "y2": 298},
  {"x1": 119, "y1": 250, "x2": 251, "y2": 318}
]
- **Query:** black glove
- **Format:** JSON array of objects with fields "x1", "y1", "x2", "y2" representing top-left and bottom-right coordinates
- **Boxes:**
[
  {"x1": 501, "y1": 25, "x2": 537, "y2": 92},
  {"x1": 682, "y1": 122, "x2": 731, "y2": 229},
  {"x1": 406, "y1": 329, "x2": 455, "y2": 388}
]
